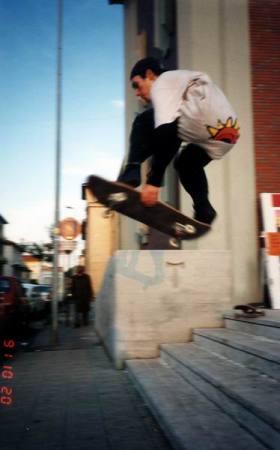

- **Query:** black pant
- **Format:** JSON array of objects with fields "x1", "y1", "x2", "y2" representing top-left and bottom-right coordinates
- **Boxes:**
[
  {"x1": 173, "y1": 143, "x2": 212, "y2": 205},
  {"x1": 75, "y1": 309, "x2": 89, "y2": 326},
  {"x1": 127, "y1": 109, "x2": 212, "y2": 206}
]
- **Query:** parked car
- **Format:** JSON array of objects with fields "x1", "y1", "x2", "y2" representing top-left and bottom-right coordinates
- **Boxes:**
[
  {"x1": 22, "y1": 283, "x2": 46, "y2": 319},
  {"x1": 30, "y1": 285, "x2": 53, "y2": 316},
  {"x1": 0, "y1": 276, "x2": 30, "y2": 331}
]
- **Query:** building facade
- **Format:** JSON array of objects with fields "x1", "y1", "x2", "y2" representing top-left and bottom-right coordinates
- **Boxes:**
[
  {"x1": 84, "y1": 1, "x2": 279, "y2": 300},
  {"x1": 103, "y1": 0, "x2": 280, "y2": 305},
  {"x1": 0, "y1": 215, "x2": 30, "y2": 280},
  {"x1": 0, "y1": 215, "x2": 8, "y2": 275},
  {"x1": 2, "y1": 241, "x2": 30, "y2": 281}
]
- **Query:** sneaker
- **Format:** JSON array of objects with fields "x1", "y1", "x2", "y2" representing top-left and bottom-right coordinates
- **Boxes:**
[
  {"x1": 194, "y1": 202, "x2": 217, "y2": 225},
  {"x1": 117, "y1": 163, "x2": 141, "y2": 188}
]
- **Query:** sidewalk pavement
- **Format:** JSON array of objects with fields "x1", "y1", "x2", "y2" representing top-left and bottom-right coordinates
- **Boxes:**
[{"x1": 0, "y1": 318, "x2": 172, "y2": 450}]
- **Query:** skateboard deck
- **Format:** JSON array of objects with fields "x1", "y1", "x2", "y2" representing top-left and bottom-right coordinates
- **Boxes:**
[
  {"x1": 234, "y1": 304, "x2": 265, "y2": 319},
  {"x1": 87, "y1": 175, "x2": 211, "y2": 243}
]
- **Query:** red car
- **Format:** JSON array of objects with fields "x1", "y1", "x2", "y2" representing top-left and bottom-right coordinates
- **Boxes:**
[{"x1": 0, "y1": 276, "x2": 30, "y2": 331}]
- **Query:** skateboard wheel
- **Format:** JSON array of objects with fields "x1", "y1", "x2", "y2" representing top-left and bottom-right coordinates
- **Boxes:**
[
  {"x1": 185, "y1": 224, "x2": 196, "y2": 234},
  {"x1": 108, "y1": 192, "x2": 128, "y2": 203},
  {"x1": 169, "y1": 238, "x2": 180, "y2": 248}
]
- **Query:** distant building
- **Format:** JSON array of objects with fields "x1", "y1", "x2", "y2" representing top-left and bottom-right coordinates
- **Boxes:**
[
  {"x1": 40, "y1": 265, "x2": 64, "y2": 298},
  {"x1": 2, "y1": 240, "x2": 30, "y2": 281},
  {"x1": 0, "y1": 215, "x2": 8, "y2": 275},
  {"x1": 22, "y1": 255, "x2": 42, "y2": 283},
  {"x1": 22, "y1": 254, "x2": 64, "y2": 297},
  {"x1": 0, "y1": 214, "x2": 30, "y2": 280},
  {"x1": 39, "y1": 264, "x2": 54, "y2": 286}
]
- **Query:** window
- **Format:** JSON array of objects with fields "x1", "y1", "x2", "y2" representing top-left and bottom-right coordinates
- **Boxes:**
[{"x1": 154, "y1": 0, "x2": 176, "y2": 57}]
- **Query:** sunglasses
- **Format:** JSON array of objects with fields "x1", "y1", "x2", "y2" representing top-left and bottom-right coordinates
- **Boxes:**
[{"x1": 131, "y1": 81, "x2": 139, "y2": 90}]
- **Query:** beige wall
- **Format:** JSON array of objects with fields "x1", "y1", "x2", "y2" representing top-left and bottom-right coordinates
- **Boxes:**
[
  {"x1": 176, "y1": 0, "x2": 259, "y2": 304},
  {"x1": 84, "y1": 188, "x2": 119, "y2": 294},
  {"x1": 96, "y1": 250, "x2": 232, "y2": 368}
]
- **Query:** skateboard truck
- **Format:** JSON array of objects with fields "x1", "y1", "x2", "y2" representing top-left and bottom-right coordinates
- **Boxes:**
[
  {"x1": 169, "y1": 223, "x2": 197, "y2": 248},
  {"x1": 103, "y1": 192, "x2": 128, "y2": 217},
  {"x1": 173, "y1": 222, "x2": 196, "y2": 236},
  {"x1": 108, "y1": 192, "x2": 128, "y2": 203}
]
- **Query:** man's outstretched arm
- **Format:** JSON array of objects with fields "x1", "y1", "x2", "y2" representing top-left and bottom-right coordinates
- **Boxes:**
[{"x1": 141, "y1": 120, "x2": 181, "y2": 205}]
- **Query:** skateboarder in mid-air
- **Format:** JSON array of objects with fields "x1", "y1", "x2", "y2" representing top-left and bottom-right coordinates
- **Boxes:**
[{"x1": 118, "y1": 57, "x2": 240, "y2": 225}]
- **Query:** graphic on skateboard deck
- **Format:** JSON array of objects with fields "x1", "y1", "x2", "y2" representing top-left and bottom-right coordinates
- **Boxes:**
[
  {"x1": 87, "y1": 175, "x2": 211, "y2": 246},
  {"x1": 234, "y1": 304, "x2": 265, "y2": 319}
]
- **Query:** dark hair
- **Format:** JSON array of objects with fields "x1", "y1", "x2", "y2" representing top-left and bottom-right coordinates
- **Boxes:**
[{"x1": 130, "y1": 57, "x2": 165, "y2": 80}]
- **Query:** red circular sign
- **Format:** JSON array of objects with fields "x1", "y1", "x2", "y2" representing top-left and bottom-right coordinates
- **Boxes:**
[{"x1": 59, "y1": 217, "x2": 81, "y2": 240}]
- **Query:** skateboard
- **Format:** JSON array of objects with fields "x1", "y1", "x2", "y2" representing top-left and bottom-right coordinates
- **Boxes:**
[
  {"x1": 234, "y1": 304, "x2": 265, "y2": 319},
  {"x1": 86, "y1": 175, "x2": 211, "y2": 246}
]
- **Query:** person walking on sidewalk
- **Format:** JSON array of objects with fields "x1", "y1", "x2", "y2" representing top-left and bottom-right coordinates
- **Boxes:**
[
  {"x1": 71, "y1": 266, "x2": 94, "y2": 327},
  {"x1": 118, "y1": 57, "x2": 240, "y2": 224}
]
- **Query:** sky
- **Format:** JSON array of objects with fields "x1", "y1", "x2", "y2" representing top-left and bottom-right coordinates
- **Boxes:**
[{"x1": 0, "y1": 0, "x2": 125, "y2": 244}]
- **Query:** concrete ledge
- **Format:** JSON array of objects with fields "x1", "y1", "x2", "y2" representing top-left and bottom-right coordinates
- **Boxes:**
[
  {"x1": 95, "y1": 250, "x2": 232, "y2": 368},
  {"x1": 224, "y1": 312, "x2": 280, "y2": 341}
]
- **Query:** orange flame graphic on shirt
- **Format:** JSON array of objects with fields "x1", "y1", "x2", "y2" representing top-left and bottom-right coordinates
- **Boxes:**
[{"x1": 206, "y1": 117, "x2": 240, "y2": 144}]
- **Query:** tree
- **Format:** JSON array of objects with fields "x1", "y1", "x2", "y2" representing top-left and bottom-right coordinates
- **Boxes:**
[{"x1": 21, "y1": 242, "x2": 54, "y2": 263}]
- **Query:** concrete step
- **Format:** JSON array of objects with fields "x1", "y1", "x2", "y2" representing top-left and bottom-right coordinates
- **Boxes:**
[
  {"x1": 161, "y1": 342, "x2": 280, "y2": 449},
  {"x1": 126, "y1": 358, "x2": 266, "y2": 450},
  {"x1": 193, "y1": 328, "x2": 280, "y2": 381},
  {"x1": 224, "y1": 310, "x2": 280, "y2": 341}
]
